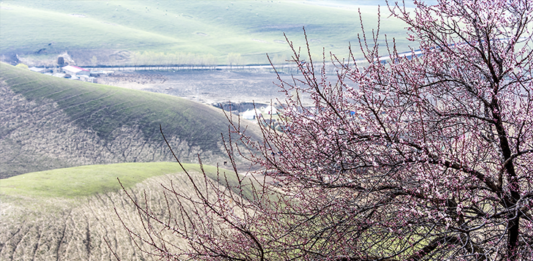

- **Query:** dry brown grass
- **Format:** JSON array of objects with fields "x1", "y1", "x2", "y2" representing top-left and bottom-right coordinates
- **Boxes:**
[{"x1": 0, "y1": 171, "x2": 212, "y2": 260}]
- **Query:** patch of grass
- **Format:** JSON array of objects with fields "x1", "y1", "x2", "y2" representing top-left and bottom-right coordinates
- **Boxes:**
[
  {"x1": 0, "y1": 162, "x2": 237, "y2": 198},
  {"x1": 0, "y1": 167, "x2": 249, "y2": 260},
  {"x1": 0, "y1": 0, "x2": 412, "y2": 64}
]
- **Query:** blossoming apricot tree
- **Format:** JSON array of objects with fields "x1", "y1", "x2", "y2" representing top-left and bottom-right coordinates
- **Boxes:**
[{"x1": 121, "y1": 0, "x2": 533, "y2": 260}]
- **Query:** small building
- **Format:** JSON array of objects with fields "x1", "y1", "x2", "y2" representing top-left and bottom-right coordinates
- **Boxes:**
[
  {"x1": 242, "y1": 110, "x2": 257, "y2": 120},
  {"x1": 263, "y1": 106, "x2": 277, "y2": 115},
  {"x1": 62, "y1": 65, "x2": 90, "y2": 76},
  {"x1": 78, "y1": 75, "x2": 97, "y2": 83}
]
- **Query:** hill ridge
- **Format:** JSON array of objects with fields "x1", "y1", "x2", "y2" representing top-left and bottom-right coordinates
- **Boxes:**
[{"x1": 0, "y1": 63, "x2": 258, "y2": 178}]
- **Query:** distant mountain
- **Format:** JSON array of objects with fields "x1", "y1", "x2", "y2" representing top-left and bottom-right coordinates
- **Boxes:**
[
  {"x1": 0, "y1": 63, "x2": 260, "y2": 178},
  {"x1": 0, "y1": 0, "x2": 412, "y2": 65}
]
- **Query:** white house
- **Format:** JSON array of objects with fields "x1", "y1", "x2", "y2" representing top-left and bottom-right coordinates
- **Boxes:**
[
  {"x1": 242, "y1": 110, "x2": 257, "y2": 120},
  {"x1": 263, "y1": 106, "x2": 277, "y2": 115},
  {"x1": 62, "y1": 65, "x2": 90, "y2": 76}
]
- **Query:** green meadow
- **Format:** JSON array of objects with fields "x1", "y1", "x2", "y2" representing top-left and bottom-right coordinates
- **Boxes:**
[
  {"x1": 0, "y1": 0, "x2": 412, "y2": 64},
  {"x1": 0, "y1": 162, "x2": 256, "y2": 260},
  {"x1": 0, "y1": 162, "x2": 218, "y2": 198},
  {"x1": 0, "y1": 162, "x2": 249, "y2": 199}
]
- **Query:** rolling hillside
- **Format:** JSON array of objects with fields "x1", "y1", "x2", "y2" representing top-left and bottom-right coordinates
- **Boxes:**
[
  {"x1": 0, "y1": 162, "x2": 252, "y2": 260},
  {"x1": 0, "y1": 0, "x2": 414, "y2": 65},
  {"x1": 0, "y1": 63, "x2": 260, "y2": 178}
]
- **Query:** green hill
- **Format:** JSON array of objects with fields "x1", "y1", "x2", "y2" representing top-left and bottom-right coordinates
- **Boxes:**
[
  {"x1": 0, "y1": 162, "x2": 254, "y2": 260},
  {"x1": 0, "y1": 162, "x2": 255, "y2": 202},
  {"x1": 0, "y1": 63, "x2": 260, "y2": 178},
  {"x1": 0, "y1": 162, "x2": 223, "y2": 198},
  {"x1": 0, "y1": 0, "x2": 411, "y2": 65}
]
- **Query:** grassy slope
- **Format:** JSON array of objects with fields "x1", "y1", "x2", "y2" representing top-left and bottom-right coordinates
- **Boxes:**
[
  {"x1": 0, "y1": 162, "x2": 256, "y2": 260},
  {"x1": 0, "y1": 162, "x2": 236, "y2": 198},
  {"x1": 0, "y1": 0, "x2": 412, "y2": 64},
  {"x1": 0, "y1": 62, "x2": 252, "y2": 149}
]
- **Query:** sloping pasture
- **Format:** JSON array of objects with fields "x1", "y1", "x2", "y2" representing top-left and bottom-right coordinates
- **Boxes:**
[
  {"x1": 0, "y1": 162, "x2": 251, "y2": 260},
  {"x1": 0, "y1": 63, "x2": 260, "y2": 178}
]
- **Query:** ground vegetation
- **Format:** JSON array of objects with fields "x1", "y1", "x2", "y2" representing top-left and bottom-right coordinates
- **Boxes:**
[
  {"x1": 0, "y1": 63, "x2": 260, "y2": 178},
  {"x1": 0, "y1": 163, "x2": 248, "y2": 261}
]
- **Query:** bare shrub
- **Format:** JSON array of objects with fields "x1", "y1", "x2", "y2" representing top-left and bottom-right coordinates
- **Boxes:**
[{"x1": 0, "y1": 171, "x2": 219, "y2": 260}]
